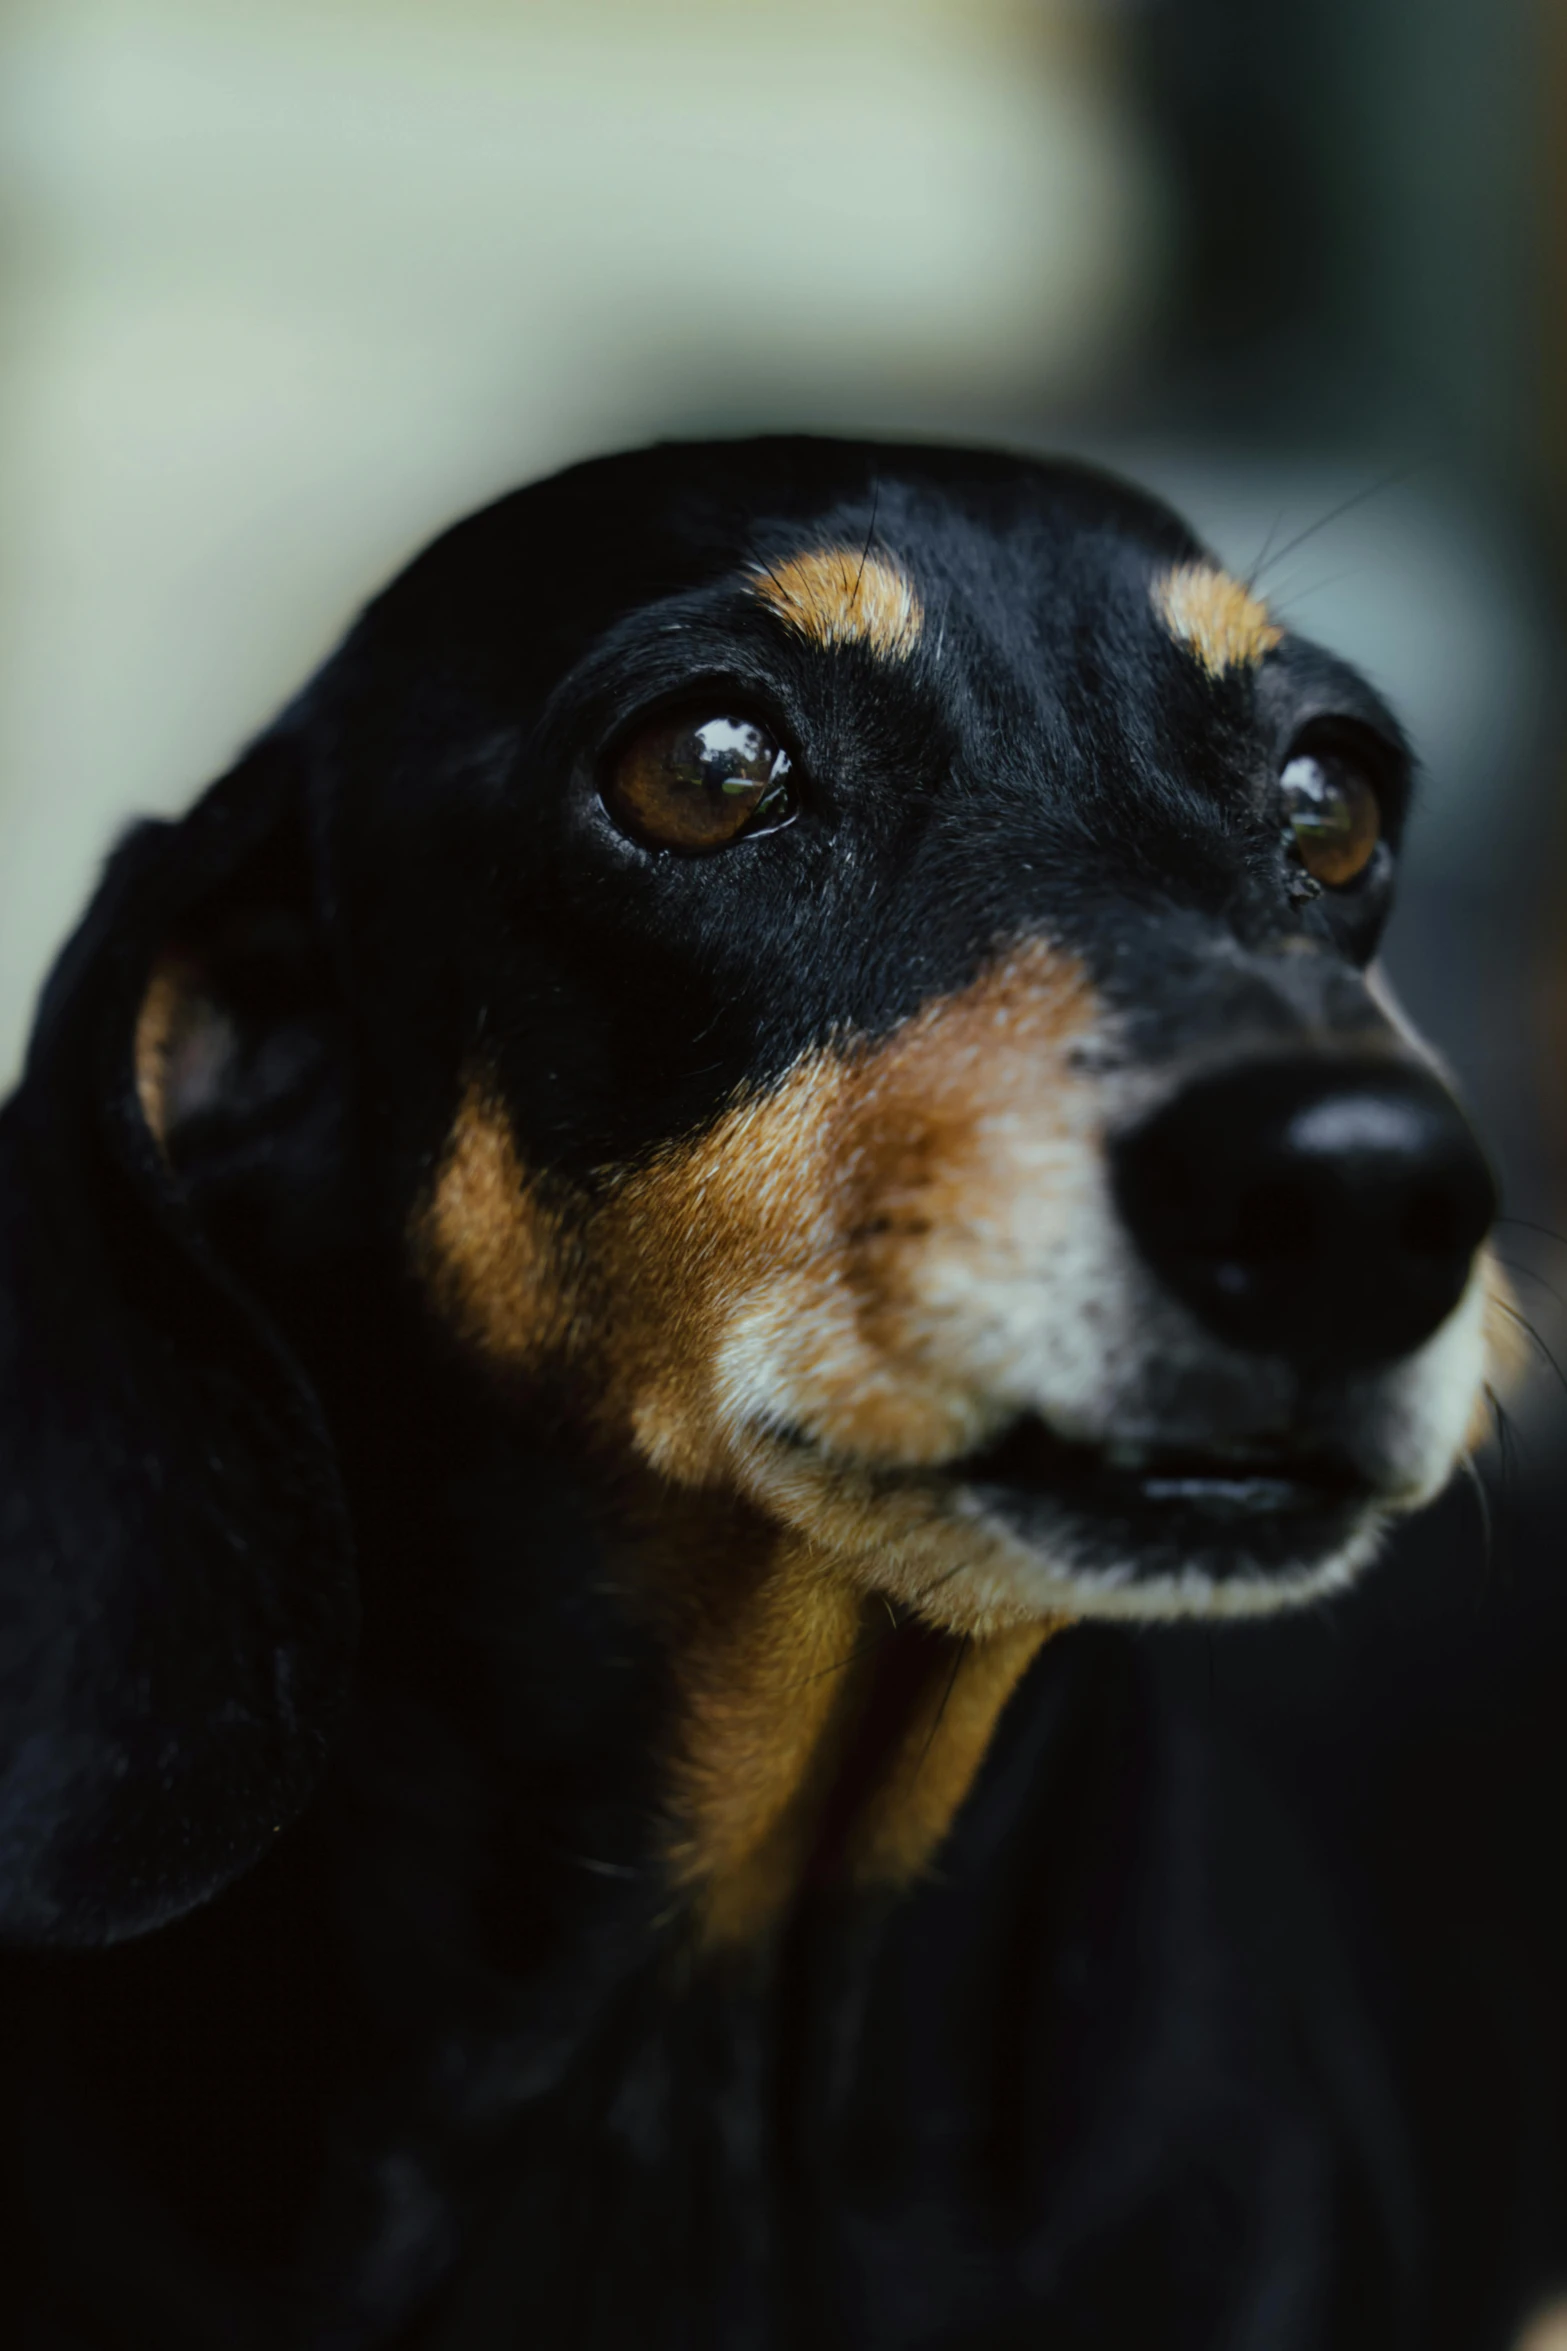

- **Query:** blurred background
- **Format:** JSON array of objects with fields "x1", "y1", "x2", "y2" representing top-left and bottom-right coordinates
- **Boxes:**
[
  {"x1": 0, "y1": 0, "x2": 1557, "y2": 1161},
  {"x1": 1, "y1": 1, "x2": 1563, "y2": 2341}
]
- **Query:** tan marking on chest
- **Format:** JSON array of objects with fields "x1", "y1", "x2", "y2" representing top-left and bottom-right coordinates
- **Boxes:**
[
  {"x1": 844, "y1": 1620, "x2": 1061, "y2": 1887},
  {"x1": 1153, "y1": 561, "x2": 1282, "y2": 676},
  {"x1": 637, "y1": 1500, "x2": 1064, "y2": 1945},
  {"x1": 750, "y1": 546, "x2": 922, "y2": 660},
  {"x1": 655, "y1": 1527, "x2": 867, "y2": 1945}
]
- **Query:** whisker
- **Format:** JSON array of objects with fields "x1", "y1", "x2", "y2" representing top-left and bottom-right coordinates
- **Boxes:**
[
  {"x1": 1497, "y1": 1298, "x2": 1567, "y2": 1407},
  {"x1": 1251, "y1": 460, "x2": 1431, "y2": 589},
  {"x1": 784, "y1": 1555, "x2": 983, "y2": 1694},
  {"x1": 1244, "y1": 509, "x2": 1289, "y2": 594},
  {"x1": 1269, "y1": 567, "x2": 1355, "y2": 614},
  {"x1": 914, "y1": 1637, "x2": 969, "y2": 1783},
  {"x1": 1496, "y1": 1215, "x2": 1567, "y2": 1252},
  {"x1": 1484, "y1": 1384, "x2": 1523, "y2": 1497},
  {"x1": 1494, "y1": 1255, "x2": 1567, "y2": 1317},
  {"x1": 852, "y1": 481, "x2": 882, "y2": 605},
  {"x1": 785, "y1": 1622, "x2": 901, "y2": 1693},
  {"x1": 751, "y1": 554, "x2": 792, "y2": 601},
  {"x1": 1460, "y1": 1453, "x2": 1494, "y2": 1581}
]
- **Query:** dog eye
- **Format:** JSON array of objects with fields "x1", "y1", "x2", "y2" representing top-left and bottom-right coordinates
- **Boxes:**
[
  {"x1": 1281, "y1": 745, "x2": 1380, "y2": 887},
  {"x1": 604, "y1": 712, "x2": 796, "y2": 853}
]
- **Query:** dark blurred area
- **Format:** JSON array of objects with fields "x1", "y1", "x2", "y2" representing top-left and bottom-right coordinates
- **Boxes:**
[
  {"x1": 1135, "y1": 8, "x2": 1567, "y2": 2345},
  {"x1": 1, "y1": 0, "x2": 1563, "y2": 2341}
]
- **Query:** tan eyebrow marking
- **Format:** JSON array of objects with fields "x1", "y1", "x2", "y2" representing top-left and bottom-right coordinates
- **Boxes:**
[
  {"x1": 1152, "y1": 561, "x2": 1282, "y2": 677},
  {"x1": 749, "y1": 546, "x2": 923, "y2": 661}
]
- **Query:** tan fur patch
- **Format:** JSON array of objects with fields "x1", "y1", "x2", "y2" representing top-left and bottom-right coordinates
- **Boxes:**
[
  {"x1": 1153, "y1": 561, "x2": 1282, "y2": 676},
  {"x1": 133, "y1": 961, "x2": 186, "y2": 1155},
  {"x1": 411, "y1": 949, "x2": 1100, "y2": 1667},
  {"x1": 659, "y1": 1530, "x2": 867, "y2": 1945},
  {"x1": 750, "y1": 545, "x2": 922, "y2": 661},
  {"x1": 637, "y1": 1498, "x2": 1064, "y2": 1944},
  {"x1": 132, "y1": 954, "x2": 233, "y2": 1160},
  {"x1": 418, "y1": 946, "x2": 1096, "y2": 1501},
  {"x1": 585, "y1": 939, "x2": 1100, "y2": 1515},
  {"x1": 415, "y1": 1076, "x2": 582, "y2": 1373},
  {"x1": 845, "y1": 1620, "x2": 1060, "y2": 1887},
  {"x1": 414, "y1": 946, "x2": 1094, "y2": 1941},
  {"x1": 580, "y1": 944, "x2": 1093, "y2": 1934}
]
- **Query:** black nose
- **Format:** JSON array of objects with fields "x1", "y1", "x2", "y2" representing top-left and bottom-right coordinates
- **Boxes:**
[{"x1": 1112, "y1": 1058, "x2": 1496, "y2": 1370}]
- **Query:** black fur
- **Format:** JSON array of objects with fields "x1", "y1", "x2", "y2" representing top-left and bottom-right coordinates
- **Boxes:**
[{"x1": 0, "y1": 438, "x2": 1486, "y2": 2344}]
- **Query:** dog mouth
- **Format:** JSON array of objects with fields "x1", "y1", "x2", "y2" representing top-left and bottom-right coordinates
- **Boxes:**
[
  {"x1": 946, "y1": 1412, "x2": 1375, "y2": 1578},
  {"x1": 957, "y1": 1413, "x2": 1366, "y2": 1518},
  {"x1": 760, "y1": 1406, "x2": 1389, "y2": 1590}
]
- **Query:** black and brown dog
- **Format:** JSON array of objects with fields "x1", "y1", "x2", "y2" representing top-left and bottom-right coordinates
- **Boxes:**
[{"x1": 0, "y1": 439, "x2": 1510, "y2": 2346}]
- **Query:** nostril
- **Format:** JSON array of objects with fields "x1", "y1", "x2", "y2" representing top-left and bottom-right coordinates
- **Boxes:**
[{"x1": 1111, "y1": 1057, "x2": 1495, "y2": 1372}]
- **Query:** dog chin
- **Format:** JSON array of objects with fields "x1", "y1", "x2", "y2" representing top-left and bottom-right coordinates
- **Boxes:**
[
  {"x1": 957, "y1": 1488, "x2": 1397, "y2": 1623},
  {"x1": 947, "y1": 1413, "x2": 1400, "y2": 1618},
  {"x1": 734, "y1": 1417, "x2": 1420, "y2": 1629}
]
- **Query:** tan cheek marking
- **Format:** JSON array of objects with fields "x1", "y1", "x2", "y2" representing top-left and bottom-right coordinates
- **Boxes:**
[
  {"x1": 412, "y1": 1091, "x2": 863, "y2": 1943},
  {"x1": 842, "y1": 937, "x2": 1098, "y2": 1369},
  {"x1": 752, "y1": 939, "x2": 1102, "y2": 1464},
  {"x1": 845, "y1": 1619, "x2": 1064, "y2": 1889},
  {"x1": 587, "y1": 1053, "x2": 847, "y2": 1481},
  {"x1": 423, "y1": 961, "x2": 1091, "y2": 1946},
  {"x1": 1153, "y1": 561, "x2": 1282, "y2": 676},
  {"x1": 414, "y1": 1075, "x2": 583, "y2": 1372},
  {"x1": 750, "y1": 545, "x2": 922, "y2": 661},
  {"x1": 582, "y1": 953, "x2": 1094, "y2": 1941},
  {"x1": 589, "y1": 938, "x2": 1101, "y2": 1486}
]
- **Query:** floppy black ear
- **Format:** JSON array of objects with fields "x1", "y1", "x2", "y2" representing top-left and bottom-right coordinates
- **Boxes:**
[{"x1": 0, "y1": 737, "x2": 357, "y2": 1947}]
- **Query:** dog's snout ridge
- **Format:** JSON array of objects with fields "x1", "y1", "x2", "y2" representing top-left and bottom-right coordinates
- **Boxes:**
[{"x1": 1111, "y1": 1057, "x2": 1496, "y2": 1372}]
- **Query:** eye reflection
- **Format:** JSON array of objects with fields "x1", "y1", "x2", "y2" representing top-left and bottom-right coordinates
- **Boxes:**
[
  {"x1": 1281, "y1": 747, "x2": 1380, "y2": 888},
  {"x1": 605, "y1": 711, "x2": 796, "y2": 853}
]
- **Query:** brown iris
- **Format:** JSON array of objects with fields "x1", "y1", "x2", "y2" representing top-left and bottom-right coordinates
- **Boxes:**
[
  {"x1": 605, "y1": 712, "x2": 796, "y2": 853},
  {"x1": 1281, "y1": 747, "x2": 1380, "y2": 887}
]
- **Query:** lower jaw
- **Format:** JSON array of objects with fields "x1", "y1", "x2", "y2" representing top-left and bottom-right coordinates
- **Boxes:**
[
  {"x1": 878, "y1": 1401, "x2": 1381, "y2": 1589},
  {"x1": 951, "y1": 1417, "x2": 1376, "y2": 1586},
  {"x1": 960, "y1": 1477, "x2": 1374, "y2": 1589},
  {"x1": 749, "y1": 1417, "x2": 1386, "y2": 1604}
]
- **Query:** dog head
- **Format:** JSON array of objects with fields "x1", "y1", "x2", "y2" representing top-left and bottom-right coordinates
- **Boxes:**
[{"x1": 0, "y1": 439, "x2": 1502, "y2": 1943}]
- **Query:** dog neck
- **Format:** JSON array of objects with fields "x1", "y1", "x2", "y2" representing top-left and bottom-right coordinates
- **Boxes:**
[
  {"x1": 305, "y1": 1267, "x2": 1057, "y2": 1960},
  {"x1": 509, "y1": 1457, "x2": 1052, "y2": 1956},
  {"x1": 597, "y1": 1473, "x2": 1058, "y2": 1946}
]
